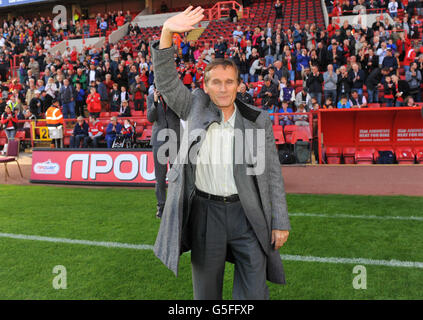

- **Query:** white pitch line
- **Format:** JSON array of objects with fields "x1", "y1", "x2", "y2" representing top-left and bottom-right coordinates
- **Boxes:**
[
  {"x1": 281, "y1": 254, "x2": 423, "y2": 269},
  {"x1": 0, "y1": 232, "x2": 154, "y2": 251},
  {"x1": 289, "y1": 212, "x2": 423, "y2": 221},
  {"x1": 0, "y1": 232, "x2": 422, "y2": 269}
]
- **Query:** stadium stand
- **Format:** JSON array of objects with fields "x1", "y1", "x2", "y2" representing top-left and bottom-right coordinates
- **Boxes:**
[{"x1": 1, "y1": 0, "x2": 423, "y2": 165}]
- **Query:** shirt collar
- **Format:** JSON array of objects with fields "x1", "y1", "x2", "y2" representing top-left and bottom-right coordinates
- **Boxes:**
[{"x1": 221, "y1": 102, "x2": 237, "y2": 128}]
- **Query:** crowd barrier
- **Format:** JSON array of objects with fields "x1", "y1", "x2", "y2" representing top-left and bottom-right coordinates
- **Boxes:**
[{"x1": 31, "y1": 148, "x2": 156, "y2": 186}]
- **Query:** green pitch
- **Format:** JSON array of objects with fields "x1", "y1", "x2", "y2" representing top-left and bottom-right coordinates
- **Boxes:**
[{"x1": 0, "y1": 185, "x2": 422, "y2": 300}]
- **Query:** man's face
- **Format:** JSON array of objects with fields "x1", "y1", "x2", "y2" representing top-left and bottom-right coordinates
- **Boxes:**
[
  {"x1": 239, "y1": 83, "x2": 246, "y2": 93},
  {"x1": 204, "y1": 65, "x2": 238, "y2": 109}
]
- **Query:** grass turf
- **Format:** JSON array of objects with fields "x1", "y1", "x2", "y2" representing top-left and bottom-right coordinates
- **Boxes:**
[{"x1": 0, "y1": 185, "x2": 422, "y2": 299}]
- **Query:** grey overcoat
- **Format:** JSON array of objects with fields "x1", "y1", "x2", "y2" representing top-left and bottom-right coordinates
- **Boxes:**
[{"x1": 150, "y1": 40, "x2": 291, "y2": 284}]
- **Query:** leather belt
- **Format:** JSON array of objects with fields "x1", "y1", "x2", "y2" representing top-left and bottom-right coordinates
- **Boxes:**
[{"x1": 195, "y1": 188, "x2": 240, "y2": 203}]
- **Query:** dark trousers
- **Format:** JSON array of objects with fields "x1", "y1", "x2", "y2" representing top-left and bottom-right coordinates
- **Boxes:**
[
  {"x1": 189, "y1": 194, "x2": 269, "y2": 300},
  {"x1": 70, "y1": 134, "x2": 86, "y2": 148},
  {"x1": 75, "y1": 100, "x2": 85, "y2": 117},
  {"x1": 83, "y1": 136, "x2": 102, "y2": 148},
  {"x1": 134, "y1": 99, "x2": 144, "y2": 112},
  {"x1": 153, "y1": 145, "x2": 168, "y2": 211}
]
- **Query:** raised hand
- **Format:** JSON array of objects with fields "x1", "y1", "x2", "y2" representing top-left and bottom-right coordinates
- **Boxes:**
[{"x1": 163, "y1": 6, "x2": 204, "y2": 34}]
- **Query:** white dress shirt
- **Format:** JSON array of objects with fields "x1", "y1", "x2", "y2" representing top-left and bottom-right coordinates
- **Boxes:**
[
  {"x1": 195, "y1": 103, "x2": 238, "y2": 196},
  {"x1": 89, "y1": 70, "x2": 96, "y2": 83}
]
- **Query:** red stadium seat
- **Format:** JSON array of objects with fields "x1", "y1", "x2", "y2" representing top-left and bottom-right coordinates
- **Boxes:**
[
  {"x1": 355, "y1": 148, "x2": 376, "y2": 164},
  {"x1": 343, "y1": 147, "x2": 356, "y2": 164},
  {"x1": 132, "y1": 111, "x2": 144, "y2": 117},
  {"x1": 326, "y1": 146, "x2": 342, "y2": 164},
  {"x1": 272, "y1": 125, "x2": 285, "y2": 144},
  {"x1": 137, "y1": 128, "x2": 152, "y2": 145},
  {"x1": 413, "y1": 147, "x2": 423, "y2": 164},
  {"x1": 291, "y1": 126, "x2": 312, "y2": 144},
  {"x1": 283, "y1": 125, "x2": 297, "y2": 144},
  {"x1": 15, "y1": 131, "x2": 26, "y2": 140},
  {"x1": 395, "y1": 147, "x2": 415, "y2": 164},
  {"x1": 135, "y1": 125, "x2": 144, "y2": 135}
]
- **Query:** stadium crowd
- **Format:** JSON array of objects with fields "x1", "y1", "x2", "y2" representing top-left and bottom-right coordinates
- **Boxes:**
[{"x1": 2, "y1": 1, "x2": 423, "y2": 149}]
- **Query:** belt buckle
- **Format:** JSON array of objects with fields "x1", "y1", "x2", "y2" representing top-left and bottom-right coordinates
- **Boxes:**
[{"x1": 223, "y1": 196, "x2": 227, "y2": 203}]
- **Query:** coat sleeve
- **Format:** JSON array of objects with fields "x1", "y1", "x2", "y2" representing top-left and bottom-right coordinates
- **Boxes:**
[
  {"x1": 146, "y1": 93, "x2": 158, "y2": 123},
  {"x1": 150, "y1": 40, "x2": 192, "y2": 120},
  {"x1": 264, "y1": 115, "x2": 291, "y2": 230}
]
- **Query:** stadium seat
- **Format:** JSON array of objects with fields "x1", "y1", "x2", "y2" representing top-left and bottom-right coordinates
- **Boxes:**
[
  {"x1": 283, "y1": 125, "x2": 297, "y2": 144},
  {"x1": 0, "y1": 140, "x2": 23, "y2": 181},
  {"x1": 132, "y1": 111, "x2": 144, "y2": 117},
  {"x1": 355, "y1": 148, "x2": 376, "y2": 164},
  {"x1": 413, "y1": 147, "x2": 423, "y2": 164},
  {"x1": 291, "y1": 126, "x2": 312, "y2": 144},
  {"x1": 15, "y1": 131, "x2": 26, "y2": 140},
  {"x1": 137, "y1": 128, "x2": 152, "y2": 148},
  {"x1": 273, "y1": 125, "x2": 285, "y2": 144},
  {"x1": 343, "y1": 147, "x2": 356, "y2": 164},
  {"x1": 326, "y1": 146, "x2": 342, "y2": 164},
  {"x1": 395, "y1": 147, "x2": 415, "y2": 164}
]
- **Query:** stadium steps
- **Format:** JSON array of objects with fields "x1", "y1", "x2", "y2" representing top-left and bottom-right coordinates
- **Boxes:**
[
  {"x1": 198, "y1": 0, "x2": 326, "y2": 44},
  {"x1": 187, "y1": 27, "x2": 206, "y2": 42}
]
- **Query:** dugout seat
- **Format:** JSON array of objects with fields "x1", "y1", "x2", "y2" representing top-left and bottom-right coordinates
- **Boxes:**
[
  {"x1": 395, "y1": 147, "x2": 415, "y2": 164},
  {"x1": 326, "y1": 146, "x2": 342, "y2": 164},
  {"x1": 343, "y1": 147, "x2": 356, "y2": 164},
  {"x1": 413, "y1": 147, "x2": 423, "y2": 164},
  {"x1": 355, "y1": 148, "x2": 376, "y2": 164}
]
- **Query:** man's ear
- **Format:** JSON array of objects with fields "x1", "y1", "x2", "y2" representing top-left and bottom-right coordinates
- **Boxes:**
[{"x1": 203, "y1": 81, "x2": 208, "y2": 94}]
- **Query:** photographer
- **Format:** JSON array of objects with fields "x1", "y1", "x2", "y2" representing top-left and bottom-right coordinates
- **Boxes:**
[
  {"x1": 146, "y1": 87, "x2": 180, "y2": 219},
  {"x1": 258, "y1": 75, "x2": 278, "y2": 110}
]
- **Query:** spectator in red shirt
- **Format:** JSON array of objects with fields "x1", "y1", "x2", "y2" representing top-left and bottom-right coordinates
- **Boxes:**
[
  {"x1": 9, "y1": 78, "x2": 22, "y2": 93},
  {"x1": 1, "y1": 105, "x2": 18, "y2": 143},
  {"x1": 84, "y1": 114, "x2": 104, "y2": 148},
  {"x1": 70, "y1": 47, "x2": 78, "y2": 63},
  {"x1": 86, "y1": 86, "x2": 101, "y2": 117},
  {"x1": 116, "y1": 13, "x2": 125, "y2": 27},
  {"x1": 327, "y1": 19, "x2": 340, "y2": 38}
]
